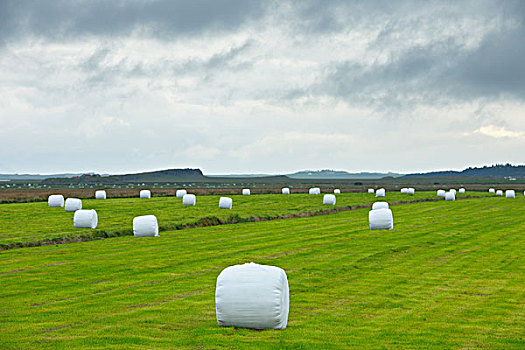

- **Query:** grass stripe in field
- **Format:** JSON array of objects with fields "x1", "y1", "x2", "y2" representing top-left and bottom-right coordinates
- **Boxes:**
[
  {"x1": 0, "y1": 192, "x2": 490, "y2": 248},
  {"x1": 0, "y1": 197, "x2": 523, "y2": 349}
]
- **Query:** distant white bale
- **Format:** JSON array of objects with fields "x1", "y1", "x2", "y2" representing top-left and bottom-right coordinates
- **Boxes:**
[
  {"x1": 73, "y1": 209, "x2": 98, "y2": 228},
  {"x1": 505, "y1": 190, "x2": 515, "y2": 199},
  {"x1": 445, "y1": 192, "x2": 455, "y2": 201},
  {"x1": 323, "y1": 194, "x2": 336, "y2": 205},
  {"x1": 140, "y1": 190, "x2": 151, "y2": 199},
  {"x1": 64, "y1": 198, "x2": 82, "y2": 212},
  {"x1": 242, "y1": 189, "x2": 251, "y2": 195},
  {"x1": 95, "y1": 190, "x2": 106, "y2": 199},
  {"x1": 375, "y1": 188, "x2": 385, "y2": 197},
  {"x1": 407, "y1": 188, "x2": 415, "y2": 195},
  {"x1": 437, "y1": 190, "x2": 446, "y2": 197},
  {"x1": 496, "y1": 190, "x2": 503, "y2": 196},
  {"x1": 176, "y1": 189, "x2": 187, "y2": 198},
  {"x1": 333, "y1": 189, "x2": 341, "y2": 194},
  {"x1": 369, "y1": 208, "x2": 393, "y2": 230},
  {"x1": 489, "y1": 188, "x2": 495, "y2": 194},
  {"x1": 219, "y1": 197, "x2": 233, "y2": 209},
  {"x1": 450, "y1": 189, "x2": 457, "y2": 195},
  {"x1": 309, "y1": 187, "x2": 321, "y2": 195},
  {"x1": 133, "y1": 215, "x2": 159, "y2": 237},
  {"x1": 368, "y1": 188, "x2": 375, "y2": 193},
  {"x1": 182, "y1": 194, "x2": 196, "y2": 206},
  {"x1": 281, "y1": 187, "x2": 290, "y2": 194},
  {"x1": 48, "y1": 194, "x2": 64, "y2": 207},
  {"x1": 215, "y1": 262, "x2": 289, "y2": 330},
  {"x1": 400, "y1": 188, "x2": 407, "y2": 193},
  {"x1": 458, "y1": 188, "x2": 466, "y2": 194},
  {"x1": 372, "y1": 201, "x2": 389, "y2": 210}
]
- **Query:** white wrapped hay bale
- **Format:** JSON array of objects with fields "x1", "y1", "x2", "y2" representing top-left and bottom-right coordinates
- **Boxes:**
[
  {"x1": 333, "y1": 189, "x2": 341, "y2": 194},
  {"x1": 437, "y1": 190, "x2": 446, "y2": 197},
  {"x1": 73, "y1": 209, "x2": 98, "y2": 228},
  {"x1": 95, "y1": 190, "x2": 106, "y2": 199},
  {"x1": 445, "y1": 192, "x2": 455, "y2": 201},
  {"x1": 140, "y1": 190, "x2": 151, "y2": 199},
  {"x1": 489, "y1": 188, "x2": 495, "y2": 194},
  {"x1": 372, "y1": 202, "x2": 389, "y2": 210},
  {"x1": 458, "y1": 188, "x2": 465, "y2": 194},
  {"x1": 496, "y1": 190, "x2": 503, "y2": 196},
  {"x1": 64, "y1": 198, "x2": 82, "y2": 212},
  {"x1": 368, "y1": 188, "x2": 375, "y2": 193},
  {"x1": 407, "y1": 188, "x2": 415, "y2": 195},
  {"x1": 242, "y1": 189, "x2": 251, "y2": 195},
  {"x1": 215, "y1": 262, "x2": 289, "y2": 330},
  {"x1": 176, "y1": 189, "x2": 187, "y2": 198},
  {"x1": 323, "y1": 194, "x2": 336, "y2": 205},
  {"x1": 182, "y1": 194, "x2": 196, "y2": 206},
  {"x1": 219, "y1": 197, "x2": 233, "y2": 209},
  {"x1": 400, "y1": 188, "x2": 407, "y2": 193},
  {"x1": 375, "y1": 188, "x2": 385, "y2": 197},
  {"x1": 133, "y1": 215, "x2": 159, "y2": 237},
  {"x1": 450, "y1": 189, "x2": 457, "y2": 195},
  {"x1": 505, "y1": 190, "x2": 515, "y2": 198},
  {"x1": 281, "y1": 187, "x2": 290, "y2": 194},
  {"x1": 369, "y1": 208, "x2": 393, "y2": 230},
  {"x1": 48, "y1": 194, "x2": 64, "y2": 207},
  {"x1": 309, "y1": 187, "x2": 321, "y2": 195}
]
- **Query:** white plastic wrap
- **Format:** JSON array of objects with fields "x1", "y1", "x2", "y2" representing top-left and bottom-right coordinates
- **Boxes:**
[
  {"x1": 309, "y1": 187, "x2": 321, "y2": 195},
  {"x1": 282, "y1": 188, "x2": 290, "y2": 194},
  {"x1": 219, "y1": 197, "x2": 233, "y2": 209},
  {"x1": 458, "y1": 188, "x2": 465, "y2": 194},
  {"x1": 407, "y1": 188, "x2": 415, "y2": 195},
  {"x1": 368, "y1": 188, "x2": 375, "y2": 193},
  {"x1": 182, "y1": 194, "x2": 196, "y2": 206},
  {"x1": 505, "y1": 190, "x2": 515, "y2": 198},
  {"x1": 323, "y1": 194, "x2": 336, "y2": 205},
  {"x1": 73, "y1": 209, "x2": 98, "y2": 228},
  {"x1": 333, "y1": 189, "x2": 341, "y2": 194},
  {"x1": 242, "y1": 189, "x2": 251, "y2": 195},
  {"x1": 450, "y1": 189, "x2": 457, "y2": 195},
  {"x1": 133, "y1": 215, "x2": 159, "y2": 237},
  {"x1": 372, "y1": 201, "x2": 389, "y2": 210},
  {"x1": 496, "y1": 190, "x2": 503, "y2": 196},
  {"x1": 64, "y1": 198, "x2": 82, "y2": 212},
  {"x1": 176, "y1": 189, "x2": 187, "y2": 198},
  {"x1": 369, "y1": 208, "x2": 393, "y2": 230},
  {"x1": 95, "y1": 190, "x2": 106, "y2": 199},
  {"x1": 140, "y1": 190, "x2": 151, "y2": 199},
  {"x1": 215, "y1": 262, "x2": 289, "y2": 330},
  {"x1": 445, "y1": 192, "x2": 455, "y2": 201},
  {"x1": 48, "y1": 194, "x2": 64, "y2": 207},
  {"x1": 489, "y1": 188, "x2": 495, "y2": 194},
  {"x1": 375, "y1": 188, "x2": 385, "y2": 197},
  {"x1": 437, "y1": 190, "x2": 446, "y2": 197},
  {"x1": 400, "y1": 188, "x2": 407, "y2": 193}
]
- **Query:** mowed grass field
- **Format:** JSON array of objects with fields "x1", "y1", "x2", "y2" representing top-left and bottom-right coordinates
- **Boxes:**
[
  {"x1": 0, "y1": 191, "x2": 474, "y2": 247},
  {"x1": 0, "y1": 195, "x2": 523, "y2": 349}
]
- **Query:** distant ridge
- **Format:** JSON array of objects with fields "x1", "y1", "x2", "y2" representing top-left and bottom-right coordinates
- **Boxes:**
[
  {"x1": 287, "y1": 169, "x2": 403, "y2": 179},
  {"x1": 403, "y1": 164, "x2": 525, "y2": 178}
]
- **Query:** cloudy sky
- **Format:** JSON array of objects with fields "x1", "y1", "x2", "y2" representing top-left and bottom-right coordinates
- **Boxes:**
[{"x1": 1, "y1": 0, "x2": 524, "y2": 175}]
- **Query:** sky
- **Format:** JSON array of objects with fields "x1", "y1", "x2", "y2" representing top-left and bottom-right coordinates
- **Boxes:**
[{"x1": 1, "y1": 0, "x2": 524, "y2": 175}]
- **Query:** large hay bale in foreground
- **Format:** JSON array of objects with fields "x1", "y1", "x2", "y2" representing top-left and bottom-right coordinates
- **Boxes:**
[
  {"x1": 219, "y1": 197, "x2": 233, "y2": 209},
  {"x1": 64, "y1": 198, "x2": 82, "y2": 212},
  {"x1": 176, "y1": 189, "x2": 187, "y2": 198},
  {"x1": 369, "y1": 208, "x2": 393, "y2": 230},
  {"x1": 445, "y1": 192, "x2": 455, "y2": 201},
  {"x1": 372, "y1": 202, "x2": 389, "y2": 210},
  {"x1": 74, "y1": 209, "x2": 98, "y2": 228},
  {"x1": 215, "y1": 263, "x2": 289, "y2": 330},
  {"x1": 95, "y1": 190, "x2": 106, "y2": 199},
  {"x1": 182, "y1": 194, "x2": 196, "y2": 206},
  {"x1": 437, "y1": 190, "x2": 446, "y2": 197},
  {"x1": 368, "y1": 188, "x2": 375, "y2": 193},
  {"x1": 48, "y1": 194, "x2": 64, "y2": 207},
  {"x1": 496, "y1": 190, "x2": 503, "y2": 196},
  {"x1": 323, "y1": 194, "x2": 336, "y2": 205},
  {"x1": 140, "y1": 190, "x2": 151, "y2": 199},
  {"x1": 505, "y1": 190, "x2": 515, "y2": 198},
  {"x1": 282, "y1": 188, "x2": 290, "y2": 194},
  {"x1": 375, "y1": 188, "x2": 385, "y2": 197},
  {"x1": 242, "y1": 189, "x2": 251, "y2": 195},
  {"x1": 133, "y1": 215, "x2": 159, "y2": 237},
  {"x1": 309, "y1": 187, "x2": 321, "y2": 195}
]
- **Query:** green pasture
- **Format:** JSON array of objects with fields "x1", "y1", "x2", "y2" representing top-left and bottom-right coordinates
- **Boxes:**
[
  {"x1": 0, "y1": 191, "x2": 476, "y2": 247},
  {"x1": 0, "y1": 196, "x2": 523, "y2": 349}
]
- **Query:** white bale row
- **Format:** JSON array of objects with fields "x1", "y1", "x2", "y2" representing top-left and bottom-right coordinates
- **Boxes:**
[
  {"x1": 74, "y1": 209, "x2": 98, "y2": 228},
  {"x1": 505, "y1": 190, "x2": 515, "y2": 198},
  {"x1": 65, "y1": 198, "x2": 82, "y2": 212},
  {"x1": 48, "y1": 194, "x2": 64, "y2": 207},
  {"x1": 437, "y1": 190, "x2": 446, "y2": 197},
  {"x1": 323, "y1": 194, "x2": 336, "y2": 205},
  {"x1": 309, "y1": 187, "x2": 321, "y2": 195},
  {"x1": 219, "y1": 197, "x2": 233, "y2": 209},
  {"x1": 369, "y1": 208, "x2": 393, "y2": 230},
  {"x1": 458, "y1": 188, "x2": 465, "y2": 194},
  {"x1": 450, "y1": 189, "x2": 457, "y2": 195},
  {"x1": 368, "y1": 188, "x2": 375, "y2": 193},
  {"x1": 445, "y1": 192, "x2": 455, "y2": 201},
  {"x1": 496, "y1": 190, "x2": 503, "y2": 196},
  {"x1": 183, "y1": 194, "x2": 196, "y2": 206},
  {"x1": 140, "y1": 190, "x2": 151, "y2": 199},
  {"x1": 372, "y1": 202, "x2": 389, "y2": 210},
  {"x1": 176, "y1": 189, "x2": 187, "y2": 198},
  {"x1": 95, "y1": 190, "x2": 106, "y2": 199},
  {"x1": 333, "y1": 189, "x2": 341, "y2": 194},
  {"x1": 375, "y1": 188, "x2": 385, "y2": 197},
  {"x1": 215, "y1": 263, "x2": 289, "y2": 330},
  {"x1": 242, "y1": 189, "x2": 251, "y2": 196},
  {"x1": 489, "y1": 188, "x2": 495, "y2": 194},
  {"x1": 133, "y1": 215, "x2": 159, "y2": 237},
  {"x1": 282, "y1": 187, "x2": 290, "y2": 194}
]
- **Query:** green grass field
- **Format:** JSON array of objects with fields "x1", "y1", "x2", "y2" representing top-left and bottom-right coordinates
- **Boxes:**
[
  {"x1": 0, "y1": 191, "x2": 475, "y2": 248},
  {"x1": 0, "y1": 195, "x2": 523, "y2": 349}
]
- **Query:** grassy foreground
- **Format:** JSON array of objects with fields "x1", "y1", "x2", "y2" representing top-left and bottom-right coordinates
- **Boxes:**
[
  {"x1": 0, "y1": 191, "x2": 467, "y2": 248},
  {"x1": 0, "y1": 196, "x2": 523, "y2": 349}
]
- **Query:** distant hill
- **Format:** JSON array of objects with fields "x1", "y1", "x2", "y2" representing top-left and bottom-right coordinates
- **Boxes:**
[
  {"x1": 287, "y1": 169, "x2": 403, "y2": 179},
  {"x1": 403, "y1": 164, "x2": 525, "y2": 178},
  {"x1": 0, "y1": 173, "x2": 99, "y2": 181}
]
